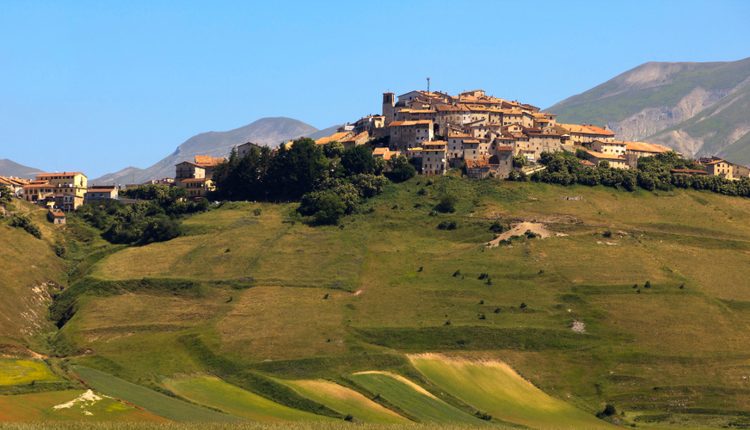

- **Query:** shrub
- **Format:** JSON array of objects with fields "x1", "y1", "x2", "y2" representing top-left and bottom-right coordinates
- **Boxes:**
[
  {"x1": 253, "y1": 208, "x2": 262, "y2": 216},
  {"x1": 475, "y1": 411, "x2": 492, "y2": 421},
  {"x1": 350, "y1": 174, "x2": 388, "y2": 198},
  {"x1": 603, "y1": 230, "x2": 612, "y2": 238},
  {"x1": 524, "y1": 230, "x2": 539, "y2": 239},
  {"x1": 298, "y1": 190, "x2": 346, "y2": 225},
  {"x1": 9, "y1": 215, "x2": 42, "y2": 239},
  {"x1": 54, "y1": 242, "x2": 67, "y2": 258},
  {"x1": 386, "y1": 156, "x2": 416, "y2": 183},
  {"x1": 596, "y1": 404, "x2": 617, "y2": 418},
  {"x1": 453, "y1": 270, "x2": 461, "y2": 277},
  {"x1": 519, "y1": 302, "x2": 528, "y2": 310},
  {"x1": 489, "y1": 221, "x2": 505, "y2": 233},
  {"x1": 437, "y1": 220, "x2": 457, "y2": 230},
  {"x1": 417, "y1": 188, "x2": 427, "y2": 196},
  {"x1": 644, "y1": 280, "x2": 652, "y2": 289},
  {"x1": 435, "y1": 194, "x2": 457, "y2": 213}
]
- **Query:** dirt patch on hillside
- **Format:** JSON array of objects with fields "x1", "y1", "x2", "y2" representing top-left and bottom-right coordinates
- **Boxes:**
[{"x1": 486, "y1": 222, "x2": 566, "y2": 248}]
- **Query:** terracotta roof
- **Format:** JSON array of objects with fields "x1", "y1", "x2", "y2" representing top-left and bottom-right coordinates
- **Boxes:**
[
  {"x1": 397, "y1": 108, "x2": 436, "y2": 114},
  {"x1": 583, "y1": 149, "x2": 626, "y2": 161},
  {"x1": 36, "y1": 172, "x2": 86, "y2": 178},
  {"x1": 193, "y1": 155, "x2": 225, "y2": 167},
  {"x1": 179, "y1": 178, "x2": 211, "y2": 184},
  {"x1": 49, "y1": 209, "x2": 66, "y2": 218},
  {"x1": 559, "y1": 123, "x2": 615, "y2": 136},
  {"x1": 340, "y1": 131, "x2": 369, "y2": 143},
  {"x1": 389, "y1": 120, "x2": 432, "y2": 127},
  {"x1": 435, "y1": 104, "x2": 470, "y2": 112},
  {"x1": 580, "y1": 159, "x2": 596, "y2": 167},
  {"x1": 496, "y1": 145, "x2": 513, "y2": 152},
  {"x1": 624, "y1": 141, "x2": 671, "y2": 153},
  {"x1": 315, "y1": 131, "x2": 353, "y2": 145},
  {"x1": 704, "y1": 158, "x2": 728, "y2": 165}
]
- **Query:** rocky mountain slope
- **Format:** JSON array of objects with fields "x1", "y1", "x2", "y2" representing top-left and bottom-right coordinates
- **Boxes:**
[
  {"x1": 549, "y1": 57, "x2": 750, "y2": 164},
  {"x1": 94, "y1": 117, "x2": 328, "y2": 185},
  {"x1": 0, "y1": 159, "x2": 43, "y2": 178}
]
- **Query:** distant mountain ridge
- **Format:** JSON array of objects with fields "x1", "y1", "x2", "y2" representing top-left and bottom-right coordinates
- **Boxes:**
[
  {"x1": 0, "y1": 159, "x2": 43, "y2": 178},
  {"x1": 94, "y1": 117, "x2": 335, "y2": 185},
  {"x1": 549, "y1": 57, "x2": 750, "y2": 165}
]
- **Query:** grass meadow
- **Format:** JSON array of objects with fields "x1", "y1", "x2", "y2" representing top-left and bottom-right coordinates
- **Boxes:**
[{"x1": 2, "y1": 179, "x2": 750, "y2": 428}]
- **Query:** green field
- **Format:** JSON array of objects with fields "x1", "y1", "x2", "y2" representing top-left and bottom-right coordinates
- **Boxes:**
[
  {"x1": 0, "y1": 360, "x2": 59, "y2": 386},
  {"x1": 281, "y1": 379, "x2": 408, "y2": 424},
  {"x1": 164, "y1": 375, "x2": 329, "y2": 422},
  {"x1": 409, "y1": 354, "x2": 614, "y2": 429},
  {"x1": 0, "y1": 390, "x2": 163, "y2": 422},
  {"x1": 74, "y1": 367, "x2": 238, "y2": 422},
  {"x1": 348, "y1": 372, "x2": 482, "y2": 424},
  {"x1": 3, "y1": 178, "x2": 750, "y2": 428}
]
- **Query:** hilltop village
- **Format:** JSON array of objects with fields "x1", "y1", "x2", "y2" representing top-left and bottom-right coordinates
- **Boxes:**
[{"x1": 2, "y1": 88, "x2": 749, "y2": 221}]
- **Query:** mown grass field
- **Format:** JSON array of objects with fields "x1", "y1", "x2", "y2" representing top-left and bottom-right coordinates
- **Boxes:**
[
  {"x1": 163, "y1": 375, "x2": 329, "y2": 422},
  {"x1": 348, "y1": 371, "x2": 482, "y2": 424},
  {"x1": 0, "y1": 390, "x2": 163, "y2": 422},
  {"x1": 409, "y1": 354, "x2": 615, "y2": 429},
  {"x1": 73, "y1": 367, "x2": 237, "y2": 422},
  {"x1": 280, "y1": 378, "x2": 408, "y2": 424},
  {"x1": 2, "y1": 178, "x2": 750, "y2": 428},
  {"x1": 0, "y1": 359, "x2": 59, "y2": 386}
]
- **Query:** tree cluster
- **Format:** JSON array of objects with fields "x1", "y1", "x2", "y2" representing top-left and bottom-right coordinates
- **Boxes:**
[
  {"x1": 78, "y1": 185, "x2": 207, "y2": 245},
  {"x1": 9, "y1": 214, "x2": 42, "y2": 239},
  {"x1": 0, "y1": 185, "x2": 12, "y2": 207},
  {"x1": 212, "y1": 138, "x2": 400, "y2": 225},
  {"x1": 515, "y1": 151, "x2": 750, "y2": 198}
]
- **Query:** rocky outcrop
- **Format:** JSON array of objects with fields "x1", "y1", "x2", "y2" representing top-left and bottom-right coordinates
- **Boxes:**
[{"x1": 549, "y1": 57, "x2": 750, "y2": 164}]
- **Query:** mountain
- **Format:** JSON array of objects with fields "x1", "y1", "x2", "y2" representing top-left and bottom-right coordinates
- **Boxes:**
[
  {"x1": 94, "y1": 117, "x2": 324, "y2": 185},
  {"x1": 0, "y1": 159, "x2": 43, "y2": 178},
  {"x1": 549, "y1": 57, "x2": 750, "y2": 164}
]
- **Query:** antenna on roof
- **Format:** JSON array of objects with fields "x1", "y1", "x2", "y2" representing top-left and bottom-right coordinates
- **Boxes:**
[{"x1": 426, "y1": 77, "x2": 430, "y2": 93}]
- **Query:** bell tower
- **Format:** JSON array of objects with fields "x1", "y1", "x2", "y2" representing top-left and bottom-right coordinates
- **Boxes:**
[{"x1": 382, "y1": 92, "x2": 395, "y2": 125}]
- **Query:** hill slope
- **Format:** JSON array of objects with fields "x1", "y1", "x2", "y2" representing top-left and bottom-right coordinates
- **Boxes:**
[
  {"x1": 39, "y1": 179, "x2": 750, "y2": 428},
  {"x1": 0, "y1": 201, "x2": 66, "y2": 349},
  {"x1": 94, "y1": 117, "x2": 320, "y2": 185},
  {"x1": 549, "y1": 57, "x2": 750, "y2": 163},
  {"x1": 0, "y1": 159, "x2": 43, "y2": 178}
]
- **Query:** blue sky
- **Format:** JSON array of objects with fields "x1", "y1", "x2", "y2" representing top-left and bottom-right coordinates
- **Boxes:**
[{"x1": 1, "y1": 0, "x2": 749, "y2": 178}]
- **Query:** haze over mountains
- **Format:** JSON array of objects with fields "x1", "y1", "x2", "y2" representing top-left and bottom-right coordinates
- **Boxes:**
[
  {"x1": 93, "y1": 118, "x2": 338, "y2": 185},
  {"x1": 0, "y1": 159, "x2": 42, "y2": 178},
  {"x1": 4, "y1": 57, "x2": 749, "y2": 183},
  {"x1": 549, "y1": 57, "x2": 750, "y2": 164}
]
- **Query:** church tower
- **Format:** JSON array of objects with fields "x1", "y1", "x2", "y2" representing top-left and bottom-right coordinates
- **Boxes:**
[{"x1": 382, "y1": 92, "x2": 395, "y2": 125}]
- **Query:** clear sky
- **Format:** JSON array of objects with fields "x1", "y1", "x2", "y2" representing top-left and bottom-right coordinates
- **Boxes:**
[{"x1": 1, "y1": 0, "x2": 749, "y2": 178}]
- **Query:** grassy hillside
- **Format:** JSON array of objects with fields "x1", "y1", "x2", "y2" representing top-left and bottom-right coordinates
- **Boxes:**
[
  {"x1": 3, "y1": 178, "x2": 750, "y2": 428},
  {"x1": 0, "y1": 200, "x2": 67, "y2": 349}
]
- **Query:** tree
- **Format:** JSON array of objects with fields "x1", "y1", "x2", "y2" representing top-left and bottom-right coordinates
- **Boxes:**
[
  {"x1": 435, "y1": 194, "x2": 457, "y2": 213},
  {"x1": 298, "y1": 190, "x2": 346, "y2": 225},
  {"x1": 341, "y1": 145, "x2": 376, "y2": 175},
  {"x1": 386, "y1": 156, "x2": 416, "y2": 183},
  {"x1": 0, "y1": 185, "x2": 12, "y2": 207},
  {"x1": 267, "y1": 138, "x2": 329, "y2": 200}
]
